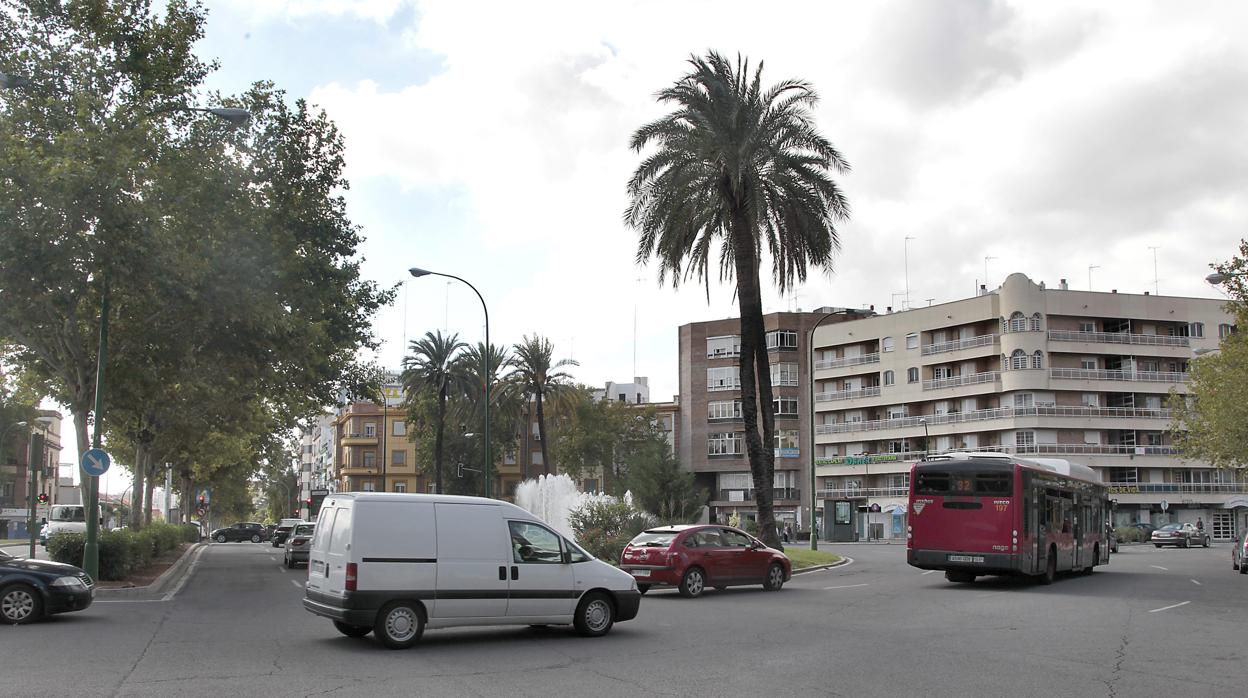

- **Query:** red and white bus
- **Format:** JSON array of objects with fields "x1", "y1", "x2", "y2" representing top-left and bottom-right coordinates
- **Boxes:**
[{"x1": 907, "y1": 452, "x2": 1111, "y2": 584}]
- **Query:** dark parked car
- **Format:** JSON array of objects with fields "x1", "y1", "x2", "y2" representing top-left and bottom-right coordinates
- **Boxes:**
[
  {"x1": 1130, "y1": 522, "x2": 1158, "y2": 538},
  {"x1": 619, "y1": 524, "x2": 791, "y2": 598},
  {"x1": 1233, "y1": 533, "x2": 1248, "y2": 574},
  {"x1": 283, "y1": 523, "x2": 316, "y2": 568},
  {"x1": 0, "y1": 548, "x2": 94, "y2": 624},
  {"x1": 270, "y1": 518, "x2": 304, "y2": 548},
  {"x1": 211, "y1": 522, "x2": 267, "y2": 543},
  {"x1": 1151, "y1": 522, "x2": 1210, "y2": 548}
]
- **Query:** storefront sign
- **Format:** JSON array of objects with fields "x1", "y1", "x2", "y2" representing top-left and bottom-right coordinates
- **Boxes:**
[{"x1": 816, "y1": 454, "x2": 903, "y2": 466}]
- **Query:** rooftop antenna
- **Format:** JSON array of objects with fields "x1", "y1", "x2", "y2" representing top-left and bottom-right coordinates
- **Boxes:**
[
  {"x1": 401, "y1": 280, "x2": 409, "y2": 354},
  {"x1": 983, "y1": 256, "x2": 997, "y2": 290},
  {"x1": 904, "y1": 236, "x2": 916, "y2": 310},
  {"x1": 633, "y1": 276, "x2": 643, "y2": 378},
  {"x1": 1088, "y1": 264, "x2": 1100, "y2": 291},
  {"x1": 1148, "y1": 246, "x2": 1160, "y2": 295},
  {"x1": 444, "y1": 280, "x2": 451, "y2": 334},
  {"x1": 925, "y1": 298, "x2": 935, "y2": 307}
]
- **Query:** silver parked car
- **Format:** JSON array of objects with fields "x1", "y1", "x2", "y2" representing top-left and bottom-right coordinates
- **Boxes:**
[
  {"x1": 283, "y1": 523, "x2": 316, "y2": 568},
  {"x1": 1233, "y1": 533, "x2": 1248, "y2": 574},
  {"x1": 1151, "y1": 522, "x2": 1210, "y2": 548}
]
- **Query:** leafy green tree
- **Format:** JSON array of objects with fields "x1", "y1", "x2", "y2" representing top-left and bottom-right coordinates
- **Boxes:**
[
  {"x1": 509, "y1": 335, "x2": 578, "y2": 476},
  {"x1": 626, "y1": 440, "x2": 707, "y2": 524},
  {"x1": 402, "y1": 331, "x2": 467, "y2": 494},
  {"x1": 1170, "y1": 241, "x2": 1248, "y2": 469},
  {"x1": 452, "y1": 342, "x2": 521, "y2": 489},
  {"x1": 625, "y1": 52, "x2": 850, "y2": 547},
  {"x1": 551, "y1": 391, "x2": 669, "y2": 496}
]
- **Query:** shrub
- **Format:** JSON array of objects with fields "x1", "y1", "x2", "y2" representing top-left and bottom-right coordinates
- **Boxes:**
[
  {"x1": 46, "y1": 524, "x2": 189, "y2": 581},
  {"x1": 48, "y1": 532, "x2": 85, "y2": 566},
  {"x1": 568, "y1": 497, "x2": 655, "y2": 562},
  {"x1": 1114, "y1": 526, "x2": 1144, "y2": 543}
]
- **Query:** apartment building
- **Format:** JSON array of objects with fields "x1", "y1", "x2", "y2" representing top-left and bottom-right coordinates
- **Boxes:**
[
  {"x1": 297, "y1": 413, "x2": 336, "y2": 519},
  {"x1": 334, "y1": 373, "x2": 424, "y2": 494},
  {"x1": 812, "y1": 272, "x2": 1244, "y2": 541},
  {"x1": 0, "y1": 410, "x2": 62, "y2": 538},
  {"x1": 678, "y1": 309, "x2": 873, "y2": 530}
]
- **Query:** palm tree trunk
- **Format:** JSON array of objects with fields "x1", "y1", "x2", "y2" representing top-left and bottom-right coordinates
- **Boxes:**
[
  {"x1": 435, "y1": 388, "x2": 446, "y2": 494},
  {"x1": 536, "y1": 392, "x2": 551, "y2": 475},
  {"x1": 731, "y1": 212, "x2": 781, "y2": 549}
]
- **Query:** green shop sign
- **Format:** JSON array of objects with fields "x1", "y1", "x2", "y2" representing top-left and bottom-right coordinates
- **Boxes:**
[{"x1": 815, "y1": 455, "x2": 903, "y2": 466}]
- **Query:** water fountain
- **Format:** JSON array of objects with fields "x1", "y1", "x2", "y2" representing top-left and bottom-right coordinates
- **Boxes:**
[{"x1": 514, "y1": 473, "x2": 628, "y2": 538}]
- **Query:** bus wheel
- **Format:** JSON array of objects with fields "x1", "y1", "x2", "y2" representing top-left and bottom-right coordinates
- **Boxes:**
[
  {"x1": 945, "y1": 570, "x2": 974, "y2": 584},
  {"x1": 1040, "y1": 549, "x2": 1056, "y2": 585}
]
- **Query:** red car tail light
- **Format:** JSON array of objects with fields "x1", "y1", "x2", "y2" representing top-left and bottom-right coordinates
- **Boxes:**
[{"x1": 345, "y1": 562, "x2": 358, "y2": 591}]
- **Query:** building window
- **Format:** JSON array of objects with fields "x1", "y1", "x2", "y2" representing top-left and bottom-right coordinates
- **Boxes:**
[
  {"x1": 707, "y1": 335, "x2": 741, "y2": 358},
  {"x1": 707, "y1": 367, "x2": 741, "y2": 391},
  {"x1": 933, "y1": 366, "x2": 953, "y2": 380},
  {"x1": 363, "y1": 423, "x2": 376, "y2": 437},
  {"x1": 774, "y1": 429, "x2": 799, "y2": 453},
  {"x1": 708, "y1": 400, "x2": 743, "y2": 420},
  {"x1": 883, "y1": 370, "x2": 895, "y2": 386},
  {"x1": 361, "y1": 481, "x2": 375, "y2": 492},
  {"x1": 1105, "y1": 467, "x2": 1137, "y2": 484},
  {"x1": 1010, "y1": 349, "x2": 1028, "y2": 370},
  {"x1": 770, "y1": 362, "x2": 799, "y2": 386},
  {"x1": 889, "y1": 473, "x2": 910, "y2": 490},
  {"x1": 907, "y1": 367, "x2": 919, "y2": 383},
  {"x1": 392, "y1": 450, "x2": 406, "y2": 466},
  {"x1": 1081, "y1": 393, "x2": 1099, "y2": 407},
  {"x1": 1030, "y1": 313, "x2": 1042, "y2": 332},
  {"x1": 905, "y1": 333, "x2": 918, "y2": 350},
  {"x1": 1014, "y1": 393, "x2": 1033, "y2": 408},
  {"x1": 766, "y1": 330, "x2": 798, "y2": 350},
  {"x1": 1081, "y1": 357, "x2": 1097, "y2": 370},
  {"x1": 1016, "y1": 431, "x2": 1035, "y2": 449},
  {"x1": 882, "y1": 336, "x2": 895, "y2": 352},
  {"x1": 1031, "y1": 351, "x2": 1043, "y2": 369},
  {"x1": 393, "y1": 420, "x2": 406, "y2": 436},
  {"x1": 394, "y1": 481, "x2": 407, "y2": 493},
  {"x1": 1188, "y1": 322, "x2": 1204, "y2": 338},
  {"x1": 1219, "y1": 323, "x2": 1236, "y2": 339},
  {"x1": 504, "y1": 450, "x2": 517, "y2": 465},
  {"x1": 708, "y1": 432, "x2": 745, "y2": 456},
  {"x1": 773, "y1": 397, "x2": 799, "y2": 416},
  {"x1": 1079, "y1": 320, "x2": 1096, "y2": 333},
  {"x1": 1009, "y1": 311, "x2": 1028, "y2": 332},
  {"x1": 363, "y1": 451, "x2": 376, "y2": 468}
]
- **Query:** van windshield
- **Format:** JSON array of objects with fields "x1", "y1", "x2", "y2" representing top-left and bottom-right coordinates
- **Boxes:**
[{"x1": 50, "y1": 506, "x2": 85, "y2": 522}]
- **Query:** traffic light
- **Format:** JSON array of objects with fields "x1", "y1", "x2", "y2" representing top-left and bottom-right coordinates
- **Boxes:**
[
  {"x1": 197, "y1": 494, "x2": 206, "y2": 508},
  {"x1": 37, "y1": 493, "x2": 49, "y2": 504}
]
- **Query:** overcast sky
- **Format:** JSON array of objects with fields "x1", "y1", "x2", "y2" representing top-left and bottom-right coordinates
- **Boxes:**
[{"x1": 72, "y1": 0, "x2": 1248, "y2": 486}]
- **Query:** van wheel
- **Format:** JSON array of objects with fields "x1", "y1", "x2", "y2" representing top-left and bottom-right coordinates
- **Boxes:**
[
  {"x1": 764, "y1": 563, "x2": 786, "y2": 591},
  {"x1": 678, "y1": 567, "x2": 705, "y2": 598},
  {"x1": 332, "y1": 621, "x2": 371, "y2": 638},
  {"x1": 0, "y1": 584, "x2": 43, "y2": 624},
  {"x1": 374, "y1": 601, "x2": 425, "y2": 649},
  {"x1": 574, "y1": 592, "x2": 614, "y2": 637},
  {"x1": 215, "y1": 534, "x2": 227, "y2": 543},
  {"x1": 636, "y1": 584, "x2": 650, "y2": 595},
  {"x1": 1040, "y1": 548, "x2": 1056, "y2": 585}
]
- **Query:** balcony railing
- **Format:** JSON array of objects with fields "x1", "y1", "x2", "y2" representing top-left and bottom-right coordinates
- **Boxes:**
[
  {"x1": 708, "y1": 381, "x2": 743, "y2": 392},
  {"x1": 715, "y1": 488, "x2": 802, "y2": 502},
  {"x1": 706, "y1": 349, "x2": 741, "y2": 359},
  {"x1": 922, "y1": 371, "x2": 1000, "y2": 391},
  {"x1": 816, "y1": 405, "x2": 1173, "y2": 435},
  {"x1": 816, "y1": 352, "x2": 880, "y2": 370},
  {"x1": 1049, "y1": 368, "x2": 1189, "y2": 383},
  {"x1": 815, "y1": 442, "x2": 1180, "y2": 465},
  {"x1": 815, "y1": 386, "x2": 881, "y2": 403},
  {"x1": 921, "y1": 334, "x2": 996, "y2": 356},
  {"x1": 814, "y1": 486, "x2": 910, "y2": 499},
  {"x1": 1101, "y1": 482, "x2": 1248, "y2": 494},
  {"x1": 1047, "y1": 330, "x2": 1191, "y2": 347}
]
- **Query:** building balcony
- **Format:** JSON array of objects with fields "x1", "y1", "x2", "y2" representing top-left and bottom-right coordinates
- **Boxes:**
[
  {"x1": 1047, "y1": 329, "x2": 1190, "y2": 347},
  {"x1": 1049, "y1": 368, "x2": 1189, "y2": 383},
  {"x1": 1102, "y1": 481, "x2": 1248, "y2": 495},
  {"x1": 341, "y1": 433, "x2": 378, "y2": 446},
  {"x1": 714, "y1": 488, "x2": 802, "y2": 503},
  {"x1": 706, "y1": 349, "x2": 741, "y2": 359},
  {"x1": 923, "y1": 371, "x2": 1000, "y2": 391},
  {"x1": 921, "y1": 334, "x2": 996, "y2": 356},
  {"x1": 708, "y1": 382, "x2": 743, "y2": 392},
  {"x1": 815, "y1": 352, "x2": 880, "y2": 371},
  {"x1": 815, "y1": 386, "x2": 881, "y2": 403},
  {"x1": 815, "y1": 486, "x2": 909, "y2": 500},
  {"x1": 816, "y1": 405, "x2": 1173, "y2": 435}
]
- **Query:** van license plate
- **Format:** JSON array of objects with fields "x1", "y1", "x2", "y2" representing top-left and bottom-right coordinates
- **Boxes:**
[
  {"x1": 631, "y1": 569, "x2": 650, "y2": 578},
  {"x1": 947, "y1": 555, "x2": 984, "y2": 563}
]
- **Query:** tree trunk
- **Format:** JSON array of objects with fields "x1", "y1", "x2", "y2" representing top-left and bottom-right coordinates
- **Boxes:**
[
  {"x1": 536, "y1": 391, "x2": 550, "y2": 475},
  {"x1": 143, "y1": 467, "x2": 156, "y2": 526},
  {"x1": 130, "y1": 442, "x2": 147, "y2": 530},
  {"x1": 181, "y1": 474, "x2": 192, "y2": 524},
  {"x1": 731, "y1": 212, "x2": 781, "y2": 549},
  {"x1": 434, "y1": 387, "x2": 446, "y2": 494}
]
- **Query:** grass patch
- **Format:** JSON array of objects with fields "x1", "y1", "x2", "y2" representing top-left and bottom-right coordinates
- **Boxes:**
[{"x1": 783, "y1": 547, "x2": 841, "y2": 569}]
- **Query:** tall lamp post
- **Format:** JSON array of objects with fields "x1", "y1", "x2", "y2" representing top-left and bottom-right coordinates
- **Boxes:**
[
  {"x1": 409, "y1": 267, "x2": 492, "y2": 498},
  {"x1": 26, "y1": 417, "x2": 54, "y2": 557},
  {"x1": 808, "y1": 311, "x2": 844, "y2": 551}
]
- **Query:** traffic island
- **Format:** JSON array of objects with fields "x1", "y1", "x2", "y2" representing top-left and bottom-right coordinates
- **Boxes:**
[{"x1": 95, "y1": 542, "x2": 206, "y2": 600}]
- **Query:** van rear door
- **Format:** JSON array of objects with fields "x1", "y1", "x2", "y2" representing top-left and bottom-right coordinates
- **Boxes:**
[
  {"x1": 307, "y1": 505, "x2": 344, "y2": 595},
  {"x1": 433, "y1": 503, "x2": 509, "y2": 618}
]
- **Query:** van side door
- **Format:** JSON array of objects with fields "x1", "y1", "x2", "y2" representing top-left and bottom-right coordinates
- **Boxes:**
[
  {"x1": 505, "y1": 520, "x2": 577, "y2": 618},
  {"x1": 433, "y1": 503, "x2": 510, "y2": 618}
]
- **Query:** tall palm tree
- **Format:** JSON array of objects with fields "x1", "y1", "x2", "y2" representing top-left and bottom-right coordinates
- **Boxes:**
[
  {"x1": 625, "y1": 52, "x2": 850, "y2": 547},
  {"x1": 509, "y1": 335, "x2": 579, "y2": 475},
  {"x1": 401, "y1": 331, "x2": 467, "y2": 494},
  {"x1": 451, "y1": 342, "x2": 522, "y2": 489}
]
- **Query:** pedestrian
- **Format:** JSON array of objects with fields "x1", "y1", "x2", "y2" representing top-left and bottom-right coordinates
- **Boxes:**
[
  {"x1": 1196, "y1": 517, "x2": 1204, "y2": 532},
  {"x1": 784, "y1": 523, "x2": 793, "y2": 543}
]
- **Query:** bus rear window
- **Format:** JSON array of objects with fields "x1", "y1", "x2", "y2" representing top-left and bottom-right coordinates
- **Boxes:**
[
  {"x1": 975, "y1": 473, "x2": 1012, "y2": 494},
  {"x1": 915, "y1": 472, "x2": 950, "y2": 495},
  {"x1": 914, "y1": 470, "x2": 1012, "y2": 496}
]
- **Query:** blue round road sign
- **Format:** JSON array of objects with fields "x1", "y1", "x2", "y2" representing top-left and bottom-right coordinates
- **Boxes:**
[{"x1": 81, "y1": 448, "x2": 111, "y2": 477}]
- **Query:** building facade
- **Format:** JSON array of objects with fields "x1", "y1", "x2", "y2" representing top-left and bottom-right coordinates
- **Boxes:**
[
  {"x1": 678, "y1": 309, "x2": 873, "y2": 530},
  {"x1": 334, "y1": 374, "x2": 424, "y2": 495},
  {"x1": 0, "y1": 410, "x2": 63, "y2": 538},
  {"x1": 812, "y1": 273, "x2": 1245, "y2": 541}
]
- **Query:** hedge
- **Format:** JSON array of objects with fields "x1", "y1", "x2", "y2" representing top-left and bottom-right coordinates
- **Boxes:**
[{"x1": 46, "y1": 523, "x2": 196, "y2": 581}]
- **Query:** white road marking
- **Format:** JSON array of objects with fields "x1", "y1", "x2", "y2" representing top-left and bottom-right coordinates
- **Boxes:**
[
  {"x1": 278, "y1": 565, "x2": 287, "y2": 573},
  {"x1": 1190, "y1": 579, "x2": 1202, "y2": 585},
  {"x1": 1150, "y1": 565, "x2": 1169, "y2": 571},
  {"x1": 921, "y1": 570, "x2": 938, "y2": 575},
  {"x1": 1148, "y1": 601, "x2": 1190, "y2": 614},
  {"x1": 822, "y1": 583, "x2": 869, "y2": 590},
  {"x1": 291, "y1": 580, "x2": 303, "y2": 589}
]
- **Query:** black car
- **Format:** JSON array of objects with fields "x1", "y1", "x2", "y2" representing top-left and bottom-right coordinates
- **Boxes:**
[
  {"x1": 211, "y1": 522, "x2": 267, "y2": 543},
  {"x1": 270, "y1": 519, "x2": 303, "y2": 548},
  {"x1": 0, "y1": 548, "x2": 94, "y2": 624}
]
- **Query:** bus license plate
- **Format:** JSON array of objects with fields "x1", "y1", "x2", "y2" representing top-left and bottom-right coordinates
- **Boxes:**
[{"x1": 947, "y1": 555, "x2": 984, "y2": 563}]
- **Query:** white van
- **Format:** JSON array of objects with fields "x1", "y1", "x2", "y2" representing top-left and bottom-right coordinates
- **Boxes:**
[{"x1": 302, "y1": 493, "x2": 641, "y2": 649}]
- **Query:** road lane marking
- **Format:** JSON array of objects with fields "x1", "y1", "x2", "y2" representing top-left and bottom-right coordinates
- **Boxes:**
[
  {"x1": 1150, "y1": 565, "x2": 1169, "y2": 571},
  {"x1": 822, "y1": 584, "x2": 869, "y2": 590},
  {"x1": 278, "y1": 565, "x2": 287, "y2": 573},
  {"x1": 921, "y1": 570, "x2": 937, "y2": 575},
  {"x1": 1190, "y1": 579, "x2": 1202, "y2": 586},
  {"x1": 1148, "y1": 601, "x2": 1190, "y2": 614},
  {"x1": 291, "y1": 580, "x2": 303, "y2": 589}
]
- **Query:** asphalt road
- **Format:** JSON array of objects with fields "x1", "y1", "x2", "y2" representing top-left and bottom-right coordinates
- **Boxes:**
[{"x1": 0, "y1": 541, "x2": 1243, "y2": 697}]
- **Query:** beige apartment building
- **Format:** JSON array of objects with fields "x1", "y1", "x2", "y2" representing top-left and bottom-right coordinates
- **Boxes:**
[
  {"x1": 812, "y1": 273, "x2": 1246, "y2": 542},
  {"x1": 678, "y1": 309, "x2": 873, "y2": 530}
]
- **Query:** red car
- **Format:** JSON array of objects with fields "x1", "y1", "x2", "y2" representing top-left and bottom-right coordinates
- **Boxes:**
[{"x1": 619, "y1": 524, "x2": 792, "y2": 598}]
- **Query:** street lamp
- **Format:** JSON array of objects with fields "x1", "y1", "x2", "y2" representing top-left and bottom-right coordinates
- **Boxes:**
[
  {"x1": 807, "y1": 310, "x2": 848, "y2": 551},
  {"x1": 409, "y1": 267, "x2": 492, "y2": 498},
  {"x1": 26, "y1": 416, "x2": 54, "y2": 558},
  {"x1": 1206, "y1": 271, "x2": 1246, "y2": 285}
]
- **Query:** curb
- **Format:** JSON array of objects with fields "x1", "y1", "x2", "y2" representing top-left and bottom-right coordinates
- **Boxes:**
[
  {"x1": 793, "y1": 557, "x2": 852, "y2": 575},
  {"x1": 95, "y1": 542, "x2": 206, "y2": 599}
]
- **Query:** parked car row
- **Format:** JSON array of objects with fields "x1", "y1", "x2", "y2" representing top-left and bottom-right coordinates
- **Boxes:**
[
  {"x1": 1151, "y1": 523, "x2": 1211, "y2": 548},
  {"x1": 1233, "y1": 533, "x2": 1248, "y2": 574}
]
